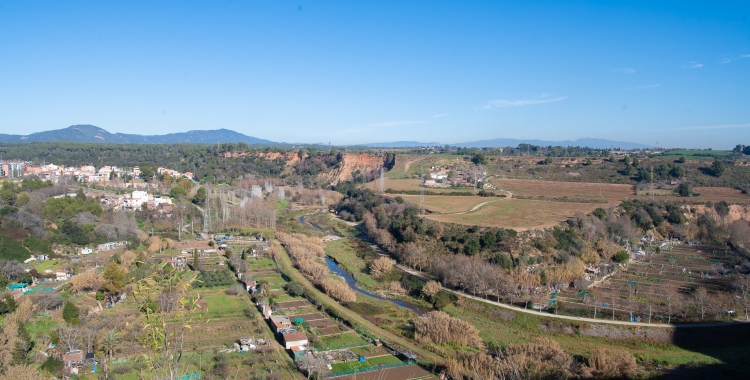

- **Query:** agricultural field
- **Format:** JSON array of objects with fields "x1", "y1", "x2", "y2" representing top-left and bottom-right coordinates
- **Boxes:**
[
  {"x1": 385, "y1": 194, "x2": 495, "y2": 214},
  {"x1": 491, "y1": 178, "x2": 634, "y2": 204},
  {"x1": 661, "y1": 149, "x2": 733, "y2": 160},
  {"x1": 333, "y1": 364, "x2": 437, "y2": 380},
  {"x1": 425, "y1": 198, "x2": 602, "y2": 229}
]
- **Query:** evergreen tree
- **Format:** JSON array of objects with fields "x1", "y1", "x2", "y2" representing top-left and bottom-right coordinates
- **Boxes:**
[{"x1": 62, "y1": 301, "x2": 80, "y2": 325}]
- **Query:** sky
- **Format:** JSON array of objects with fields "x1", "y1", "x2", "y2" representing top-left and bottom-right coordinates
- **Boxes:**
[{"x1": 0, "y1": 1, "x2": 749, "y2": 148}]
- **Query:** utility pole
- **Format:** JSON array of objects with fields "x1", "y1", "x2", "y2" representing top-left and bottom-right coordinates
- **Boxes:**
[
  {"x1": 420, "y1": 166, "x2": 424, "y2": 203},
  {"x1": 379, "y1": 167, "x2": 384, "y2": 193},
  {"x1": 650, "y1": 166, "x2": 654, "y2": 201}
]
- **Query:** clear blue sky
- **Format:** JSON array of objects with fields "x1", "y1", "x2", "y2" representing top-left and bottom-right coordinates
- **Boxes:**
[{"x1": 1, "y1": 1, "x2": 748, "y2": 148}]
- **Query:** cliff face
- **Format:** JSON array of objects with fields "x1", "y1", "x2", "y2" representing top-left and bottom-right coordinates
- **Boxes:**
[
  {"x1": 688, "y1": 204, "x2": 750, "y2": 223},
  {"x1": 319, "y1": 154, "x2": 388, "y2": 185}
]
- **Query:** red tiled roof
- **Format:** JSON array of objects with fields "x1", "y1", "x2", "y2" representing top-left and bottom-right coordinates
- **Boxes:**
[{"x1": 282, "y1": 332, "x2": 308, "y2": 342}]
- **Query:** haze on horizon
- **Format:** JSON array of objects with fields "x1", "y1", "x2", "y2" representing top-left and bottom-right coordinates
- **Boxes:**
[{"x1": 0, "y1": 1, "x2": 748, "y2": 149}]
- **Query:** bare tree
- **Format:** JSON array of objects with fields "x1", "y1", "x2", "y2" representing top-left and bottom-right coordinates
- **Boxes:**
[
  {"x1": 694, "y1": 287, "x2": 709, "y2": 321},
  {"x1": 735, "y1": 275, "x2": 750, "y2": 320},
  {"x1": 295, "y1": 353, "x2": 329, "y2": 380},
  {"x1": 57, "y1": 326, "x2": 80, "y2": 352},
  {"x1": 0, "y1": 259, "x2": 26, "y2": 281},
  {"x1": 31, "y1": 292, "x2": 63, "y2": 311},
  {"x1": 82, "y1": 327, "x2": 97, "y2": 353}
]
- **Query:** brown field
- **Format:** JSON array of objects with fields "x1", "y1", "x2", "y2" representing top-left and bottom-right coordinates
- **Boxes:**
[
  {"x1": 370, "y1": 178, "x2": 506, "y2": 195},
  {"x1": 492, "y1": 178, "x2": 633, "y2": 204},
  {"x1": 386, "y1": 194, "x2": 491, "y2": 214},
  {"x1": 334, "y1": 365, "x2": 436, "y2": 380},
  {"x1": 276, "y1": 300, "x2": 312, "y2": 309},
  {"x1": 308, "y1": 319, "x2": 338, "y2": 328},
  {"x1": 425, "y1": 198, "x2": 601, "y2": 229},
  {"x1": 492, "y1": 178, "x2": 749, "y2": 204},
  {"x1": 318, "y1": 326, "x2": 344, "y2": 335}
]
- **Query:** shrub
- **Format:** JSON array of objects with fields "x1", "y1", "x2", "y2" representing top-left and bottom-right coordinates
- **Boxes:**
[
  {"x1": 421, "y1": 281, "x2": 442, "y2": 300},
  {"x1": 40, "y1": 356, "x2": 64, "y2": 375},
  {"x1": 612, "y1": 251, "x2": 629, "y2": 263},
  {"x1": 587, "y1": 346, "x2": 637, "y2": 378},
  {"x1": 62, "y1": 301, "x2": 80, "y2": 325},
  {"x1": 368, "y1": 256, "x2": 395, "y2": 279},
  {"x1": 319, "y1": 278, "x2": 356, "y2": 303},
  {"x1": 285, "y1": 282, "x2": 306, "y2": 297},
  {"x1": 414, "y1": 311, "x2": 483, "y2": 348}
]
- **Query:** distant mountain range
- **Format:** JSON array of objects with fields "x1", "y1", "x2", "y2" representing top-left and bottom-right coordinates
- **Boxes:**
[
  {"x1": 0, "y1": 125, "x2": 280, "y2": 145},
  {"x1": 357, "y1": 138, "x2": 651, "y2": 150},
  {"x1": 0, "y1": 125, "x2": 651, "y2": 149},
  {"x1": 356, "y1": 141, "x2": 441, "y2": 148}
]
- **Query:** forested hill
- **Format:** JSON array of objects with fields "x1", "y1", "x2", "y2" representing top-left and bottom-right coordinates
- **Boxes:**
[{"x1": 0, "y1": 124, "x2": 281, "y2": 145}]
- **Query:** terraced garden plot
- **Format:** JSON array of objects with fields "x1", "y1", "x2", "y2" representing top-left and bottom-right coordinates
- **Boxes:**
[
  {"x1": 308, "y1": 319, "x2": 338, "y2": 328},
  {"x1": 333, "y1": 364, "x2": 435, "y2": 380},
  {"x1": 247, "y1": 257, "x2": 277, "y2": 271},
  {"x1": 318, "y1": 326, "x2": 344, "y2": 335},
  {"x1": 254, "y1": 273, "x2": 287, "y2": 284},
  {"x1": 247, "y1": 269, "x2": 277, "y2": 275},
  {"x1": 330, "y1": 355, "x2": 404, "y2": 373},
  {"x1": 288, "y1": 312, "x2": 325, "y2": 321},
  {"x1": 349, "y1": 345, "x2": 392, "y2": 358},
  {"x1": 276, "y1": 300, "x2": 312, "y2": 309}
]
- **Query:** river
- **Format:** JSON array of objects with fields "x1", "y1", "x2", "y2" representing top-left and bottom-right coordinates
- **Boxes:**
[{"x1": 299, "y1": 215, "x2": 429, "y2": 316}]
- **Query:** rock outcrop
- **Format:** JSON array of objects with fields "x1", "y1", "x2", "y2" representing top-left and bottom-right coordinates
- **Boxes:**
[{"x1": 319, "y1": 154, "x2": 388, "y2": 185}]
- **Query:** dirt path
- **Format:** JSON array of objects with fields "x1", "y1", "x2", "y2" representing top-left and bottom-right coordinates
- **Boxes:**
[
  {"x1": 403, "y1": 156, "x2": 428, "y2": 173},
  {"x1": 393, "y1": 263, "x2": 750, "y2": 329},
  {"x1": 447, "y1": 189, "x2": 514, "y2": 215}
]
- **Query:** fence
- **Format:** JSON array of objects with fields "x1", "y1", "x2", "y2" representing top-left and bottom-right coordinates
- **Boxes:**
[{"x1": 325, "y1": 362, "x2": 411, "y2": 378}]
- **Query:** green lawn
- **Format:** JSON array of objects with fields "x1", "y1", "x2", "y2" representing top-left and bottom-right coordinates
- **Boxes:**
[
  {"x1": 330, "y1": 355, "x2": 403, "y2": 373},
  {"x1": 316, "y1": 332, "x2": 368, "y2": 349},
  {"x1": 247, "y1": 257, "x2": 277, "y2": 271},
  {"x1": 34, "y1": 259, "x2": 60, "y2": 272},
  {"x1": 200, "y1": 291, "x2": 246, "y2": 319},
  {"x1": 255, "y1": 274, "x2": 287, "y2": 285}
]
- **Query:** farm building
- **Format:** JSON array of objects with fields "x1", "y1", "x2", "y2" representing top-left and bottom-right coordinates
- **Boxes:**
[
  {"x1": 281, "y1": 332, "x2": 308, "y2": 349},
  {"x1": 62, "y1": 350, "x2": 84, "y2": 367},
  {"x1": 270, "y1": 315, "x2": 292, "y2": 332}
]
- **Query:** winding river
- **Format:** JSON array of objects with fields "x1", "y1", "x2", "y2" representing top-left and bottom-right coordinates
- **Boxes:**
[{"x1": 299, "y1": 216, "x2": 429, "y2": 316}]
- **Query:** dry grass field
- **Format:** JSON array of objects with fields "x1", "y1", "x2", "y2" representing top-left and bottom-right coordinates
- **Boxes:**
[
  {"x1": 425, "y1": 198, "x2": 602, "y2": 229},
  {"x1": 385, "y1": 194, "x2": 491, "y2": 213},
  {"x1": 492, "y1": 178, "x2": 633, "y2": 204},
  {"x1": 492, "y1": 178, "x2": 749, "y2": 204},
  {"x1": 375, "y1": 176, "x2": 747, "y2": 229}
]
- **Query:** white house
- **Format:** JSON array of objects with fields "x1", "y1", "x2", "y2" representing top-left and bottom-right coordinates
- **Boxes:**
[{"x1": 56, "y1": 271, "x2": 70, "y2": 281}]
